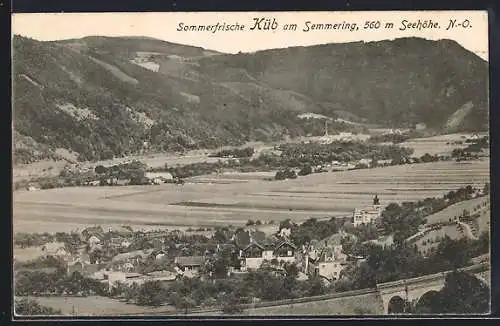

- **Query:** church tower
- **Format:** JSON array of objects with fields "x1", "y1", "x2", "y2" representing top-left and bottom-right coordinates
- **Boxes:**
[{"x1": 373, "y1": 194, "x2": 382, "y2": 218}]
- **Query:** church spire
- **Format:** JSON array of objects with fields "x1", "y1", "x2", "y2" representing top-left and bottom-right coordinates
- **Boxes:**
[{"x1": 373, "y1": 194, "x2": 380, "y2": 205}]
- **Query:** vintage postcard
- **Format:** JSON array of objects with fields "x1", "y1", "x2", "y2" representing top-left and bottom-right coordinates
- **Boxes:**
[{"x1": 11, "y1": 11, "x2": 490, "y2": 317}]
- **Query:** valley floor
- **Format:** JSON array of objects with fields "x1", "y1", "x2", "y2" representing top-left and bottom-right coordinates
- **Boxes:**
[{"x1": 13, "y1": 159, "x2": 489, "y2": 234}]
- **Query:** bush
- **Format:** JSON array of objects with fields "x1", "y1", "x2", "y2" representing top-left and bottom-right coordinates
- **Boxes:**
[
  {"x1": 298, "y1": 164, "x2": 313, "y2": 176},
  {"x1": 15, "y1": 298, "x2": 62, "y2": 316}
]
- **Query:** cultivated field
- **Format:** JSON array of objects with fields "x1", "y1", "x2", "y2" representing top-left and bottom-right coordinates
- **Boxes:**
[{"x1": 13, "y1": 158, "x2": 489, "y2": 234}]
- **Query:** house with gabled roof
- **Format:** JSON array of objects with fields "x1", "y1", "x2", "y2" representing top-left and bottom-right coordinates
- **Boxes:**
[
  {"x1": 149, "y1": 249, "x2": 167, "y2": 261},
  {"x1": 273, "y1": 240, "x2": 297, "y2": 263},
  {"x1": 87, "y1": 235, "x2": 102, "y2": 247},
  {"x1": 174, "y1": 255, "x2": 206, "y2": 272},
  {"x1": 41, "y1": 242, "x2": 69, "y2": 258},
  {"x1": 239, "y1": 239, "x2": 297, "y2": 271}
]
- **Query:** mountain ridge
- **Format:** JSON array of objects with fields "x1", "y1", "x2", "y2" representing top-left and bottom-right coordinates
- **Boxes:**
[{"x1": 12, "y1": 35, "x2": 489, "y2": 164}]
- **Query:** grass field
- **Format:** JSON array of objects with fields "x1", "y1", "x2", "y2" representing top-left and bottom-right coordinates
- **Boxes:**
[
  {"x1": 413, "y1": 195, "x2": 490, "y2": 252},
  {"x1": 16, "y1": 291, "x2": 384, "y2": 317},
  {"x1": 13, "y1": 158, "x2": 489, "y2": 234},
  {"x1": 188, "y1": 292, "x2": 385, "y2": 316},
  {"x1": 15, "y1": 296, "x2": 175, "y2": 316},
  {"x1": 399, "y1": 133, "x2": 487, "y2": 157},
  {"x1": 13, "y1": 246, "x2": 46, "y2": 262},
  {"x1": 414, "y1": 225, "x2": 463, "y2": 253},
  {"x1": 425, "y1": 196, "x2": 490, "y2": 225}
]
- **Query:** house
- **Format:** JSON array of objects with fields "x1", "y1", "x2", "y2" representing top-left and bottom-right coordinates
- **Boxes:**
[
  {"x1": 240, "y1": 243, "x2": 273, "y2": 270},
  {"x1": 174, "y1": 256, "x2": 206, "y2": 272},
  {"x1": 313, "y1": 237, "x2": 349, "y2": 281},
  {"x1": 67, "y1": 261, "x2": 104, "y2": 276},
  {"x1": 377, "y1": 159, "x2": 393, "y2": 167},
  {"x1": 87, "y1": 235, "x2": 102, "y2": 244},
  {"x1": 147, "y1": 270, "x2": 177, "y2": 282},
  {"x1": 312, "y1": 233, "x2": 348, "y2": 262},
  {"x1": 240, "y1": 240, "x2": 297, "y2": 271},
  {"x1": 121, "y1": 239, "x2": 131, "y2": 248},
  {"x1": 353, "y1": 195, "x2": 383, "y2": 227},
  {"x1": 279, "y1": 228, "x2": 291, "y2": 238},
  {"x1": 151, "y1": 178, "x2": 163, "y2": 185},
  {"x1": 357, "y1": 158, "x2": 372, "y2": 166},
  {"x1": 150, "y1": 250, "x2": 167, "y2": 261},
  {"x1": 108, "y1": 261, "x2": 136, "y2": 273},
  {"x1": 41, "y1": 242, "x2": 69, "y2": 258},
  {"x1": 81, "y1": 226, "x2": 104, "y2": 241},
  {"x1": 145, "y1": 172, "x2": 174, "y2": 181},
  {"x1": 273, "y1": 241, "x2": 297, "y2": 263},
  {"x1": 112, "y1": 249, "x2": 154, "y2": 264},
  {"x1": 101, "y1": 271, "x2": 146, "y2": 292},
  {"x1": 415, "y1": 123, "x2": 427, "y2": 131},
  {"x1": 115, "y1": 179, "x2": 130, "y2": 186},
  {"x1": 316, "y1": 260, "x2": 347, "y2": 281},
  {"x1": 109, "y1": 237, "x2": 124, "y2": 249}
]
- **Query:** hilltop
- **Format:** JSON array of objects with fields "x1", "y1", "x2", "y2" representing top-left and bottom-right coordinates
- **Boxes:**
[{"x1": 12, "y1": 35, "x2": 488, "y2": 163}]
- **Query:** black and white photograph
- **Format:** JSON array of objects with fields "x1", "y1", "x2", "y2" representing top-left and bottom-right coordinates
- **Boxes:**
[{"x1": 11, "y1": 11, "x2": 490, "y2": 317}]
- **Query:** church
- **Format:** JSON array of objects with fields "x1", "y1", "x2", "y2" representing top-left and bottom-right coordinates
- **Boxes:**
[{"x1": 352, "y1": 195, "x2": 383, "y2": 227}]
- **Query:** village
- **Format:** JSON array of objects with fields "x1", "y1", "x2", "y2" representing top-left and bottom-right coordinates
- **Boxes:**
[
  {"x1": 13, "y1": 129, "x2": 491, "y2": 315},
  {"x1": 14, "y1": 180, "x2": 490, "y2": 306}
]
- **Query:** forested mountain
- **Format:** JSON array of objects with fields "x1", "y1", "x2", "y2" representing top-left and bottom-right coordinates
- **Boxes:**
[{"x1": 12, "y1": 35, "x2": 488, "y2": 163}]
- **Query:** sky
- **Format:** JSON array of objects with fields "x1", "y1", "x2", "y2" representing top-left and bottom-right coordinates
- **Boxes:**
[{"x1": 12, "y1": 11, "x2": 489, "y2": 61}]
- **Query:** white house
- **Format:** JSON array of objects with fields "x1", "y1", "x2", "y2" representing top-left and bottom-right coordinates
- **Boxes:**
[
  {"x1": 145, "y1": 172, "x2": 174, "y2": 181},
  {"x1": 155, "y1": 251, "x2": 166, "y2": 260},
  {"x1": 279, "y1": 228, "x2": 291, "y2": 237}
]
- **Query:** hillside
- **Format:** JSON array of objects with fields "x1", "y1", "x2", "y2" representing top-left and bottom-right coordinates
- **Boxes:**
[{"x1": 12, "y1": 35, "x2": 488, "y2": 163}]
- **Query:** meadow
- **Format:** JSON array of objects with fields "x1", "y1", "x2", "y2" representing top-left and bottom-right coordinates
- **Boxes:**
[
  {"x1": 399, "y1": 133, "x2": 487, "y2": 157},
  {"x1": 13, "y1": 158, "x2": 489, "y2": 234},
  {"x1": 424, "y1": 196, "x2": 490, "y2": 225},
  {"x1": 15, "y1": 296, "x2": 175, "y2": 316}
]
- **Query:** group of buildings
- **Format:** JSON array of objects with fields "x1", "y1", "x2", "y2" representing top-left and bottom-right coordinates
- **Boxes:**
[{"x1": 17, "y1": 195, "x2": 386, "y2": 292}]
